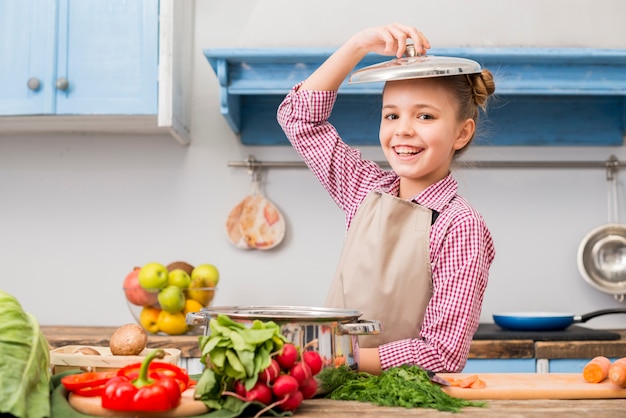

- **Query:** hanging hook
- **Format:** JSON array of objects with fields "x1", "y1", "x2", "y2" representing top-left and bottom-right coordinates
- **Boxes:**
[
  {"x1": 606, "y1": 155, "x2": 620, "y2": 224},
  {"x1": 245, "y1": 155, "x2": 262, "y2": 195},
  {"x1": 605, "y1": 155, "x2": 619, "y2": 181},
  {"x1": 245, "y1": 155, "x2": 262, "y2": 183}
]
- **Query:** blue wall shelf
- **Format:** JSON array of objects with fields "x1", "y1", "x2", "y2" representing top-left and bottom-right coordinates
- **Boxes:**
[{"x1": 204, "y1": 47, "x2": 626, "y2": 146}]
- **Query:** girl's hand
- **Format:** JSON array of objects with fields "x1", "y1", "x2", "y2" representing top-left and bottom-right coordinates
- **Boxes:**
[
  {"x1": 298, "y1": 23, "x2": 430, "y2": 92},
  {"x1": 352, "y1": 23, "x2": 430, "y2": 58}
]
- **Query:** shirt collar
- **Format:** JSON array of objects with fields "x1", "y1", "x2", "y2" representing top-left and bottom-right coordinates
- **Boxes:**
[{"x1": 411, "y1": 173, "x2": 458, "y2": 212}]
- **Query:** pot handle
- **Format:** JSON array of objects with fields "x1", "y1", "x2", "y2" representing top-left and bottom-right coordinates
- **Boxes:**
[
  {"x1": 186, "y1": 311, "x2": 209, "y2": 327},
  {"x1": 577, "y1": 308, "x2": 626, "y2": 323},
  {"x1": 338, "y1": 320, "x2": 382, "y2": 336}
]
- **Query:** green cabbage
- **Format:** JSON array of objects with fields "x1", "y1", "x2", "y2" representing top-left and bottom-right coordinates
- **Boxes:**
[{"x1": 0, "y1": 290, "x2": 50, "y2": 418}]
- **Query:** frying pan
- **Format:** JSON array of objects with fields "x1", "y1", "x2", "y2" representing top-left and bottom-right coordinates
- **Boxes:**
[{"x1": 492, "y1": 308, "x2": 626, "y2": 331}]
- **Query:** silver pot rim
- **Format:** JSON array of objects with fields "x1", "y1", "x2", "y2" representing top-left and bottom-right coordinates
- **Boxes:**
[{"x1": 199, "y1": 305, "x2": 363, "y2": 322}]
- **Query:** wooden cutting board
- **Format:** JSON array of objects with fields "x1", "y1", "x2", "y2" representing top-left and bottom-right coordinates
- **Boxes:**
[
  {"x1": 439, "y1": 373, "x2": 626, "y2": 400},
  {"x1": 68, "y1": 388, "x2": 209, "y2": 417}
]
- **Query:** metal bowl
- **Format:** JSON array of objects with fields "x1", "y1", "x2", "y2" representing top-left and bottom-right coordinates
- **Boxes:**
[{"x1": 577, "y1": 223, "x2": 626, "y2": 300}]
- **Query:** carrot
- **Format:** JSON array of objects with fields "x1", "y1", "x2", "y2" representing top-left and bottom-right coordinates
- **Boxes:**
[
  {"x1": 457, "y1": 374, "x2": 479, "y2": 388},
  {"x1": 608, "y1": 357, "x2": 626, "y2": 387},
  {"x1": 469, "y1": 378, "x2": 487, "y2": 389},
  {"x1": 582, "y1": 356, "x2": 611, "y2": 383},
  {"x1": 445, "y1": 374, "x2": 486, "y2": 389}
]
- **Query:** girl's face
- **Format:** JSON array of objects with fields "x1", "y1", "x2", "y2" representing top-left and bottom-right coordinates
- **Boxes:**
[{"x1": 379, "y1": 78, "x2": 474, "y2": 199}]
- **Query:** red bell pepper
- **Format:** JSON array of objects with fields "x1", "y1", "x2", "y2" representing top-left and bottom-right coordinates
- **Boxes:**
[
  {"x1": 117, "y1": 355, "x2": 190, "y2": 393},
  {"x1": 101, "y1": 349, "x2": 182, "y2": 412},
  {"x1": 61, "y1": 371, "x2": 116, "y2": 397}
]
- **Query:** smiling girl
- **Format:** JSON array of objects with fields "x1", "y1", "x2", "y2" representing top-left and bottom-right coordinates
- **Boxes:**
[{"x1": 277, "y1": 23, "x2": 496, "y2": 374}]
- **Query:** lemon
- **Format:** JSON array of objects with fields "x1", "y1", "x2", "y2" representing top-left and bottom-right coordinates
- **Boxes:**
[
  {"x1": 139, "y1": 306, "x2": 161, "y2": 334},
  {"x1": 157, "y1": 311, "x2": 188, "y2": 335},
  {"x1": 183, "y1": 298, "x2": 204, "y2": 315}
]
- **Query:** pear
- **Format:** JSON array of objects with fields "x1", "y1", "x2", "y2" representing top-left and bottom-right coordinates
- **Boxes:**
[{"x1": 187, "y1": 264, "x2": 219, "y2": 306}]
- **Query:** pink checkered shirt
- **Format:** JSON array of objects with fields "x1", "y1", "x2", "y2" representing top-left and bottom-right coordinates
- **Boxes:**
[{"x1": 277, "y1": 84, "x2": 495, "y2": 372}]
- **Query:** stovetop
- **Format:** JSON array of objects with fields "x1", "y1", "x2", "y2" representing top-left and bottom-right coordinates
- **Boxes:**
[{"x1": 474, "y1": 323, "x2": 621, "y2": 341}]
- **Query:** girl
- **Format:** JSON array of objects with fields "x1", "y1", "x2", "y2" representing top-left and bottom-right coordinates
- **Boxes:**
[{"x1": 277, "y1": 23, "x2": 496, "y2": 374}]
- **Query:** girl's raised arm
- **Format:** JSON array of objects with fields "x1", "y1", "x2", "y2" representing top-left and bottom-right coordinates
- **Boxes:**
[{"x1": 299, "y1": 23, "x2": 430, "y2": 92}]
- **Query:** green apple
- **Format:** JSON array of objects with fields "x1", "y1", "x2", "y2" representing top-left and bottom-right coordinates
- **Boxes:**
[
  {"x1": 158, "y1": 285, "x2": 186, "y2": 313},
  {"x1": 168, "y1": 269, "x2": 191, "y2": 289},
  {"x1": 191, "y1": 264, "x2": 220, "y2": 287},
  {"x1": 138, "y1": 262, "x2": 169, "y2": 292}
]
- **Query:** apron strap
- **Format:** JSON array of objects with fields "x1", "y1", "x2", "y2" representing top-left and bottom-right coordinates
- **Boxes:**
[{"x1": 431, "y1": 210, "x2": 440, "y2": 225}]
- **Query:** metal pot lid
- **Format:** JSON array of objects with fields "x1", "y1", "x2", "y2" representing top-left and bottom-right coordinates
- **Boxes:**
[
  {"x1": 349, "y1": 44, "x2": 481, "y2": 84},
  {"x1": 577, "y1": 223, "x2": 626, "y2": 299},
  {"x1": 200, "y1": 305, "x2": 363, "y2": 322}
]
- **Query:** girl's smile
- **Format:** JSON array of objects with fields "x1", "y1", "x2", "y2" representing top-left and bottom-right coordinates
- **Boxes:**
[{"x1": 393, "y1": 145, "x2": 424, "y2": 157}]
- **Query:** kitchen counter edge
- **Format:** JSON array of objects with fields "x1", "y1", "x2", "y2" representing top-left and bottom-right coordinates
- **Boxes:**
[{"x1": 42, "y1": 326, "x2": 626, "y2": 360}]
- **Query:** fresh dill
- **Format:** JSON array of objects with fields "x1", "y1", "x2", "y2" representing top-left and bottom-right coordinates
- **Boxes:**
[{"x1": 317, "y1": 364, "x2": 486, "y2": 413}]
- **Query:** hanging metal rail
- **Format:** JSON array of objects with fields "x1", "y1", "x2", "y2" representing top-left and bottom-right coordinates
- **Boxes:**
[{"x1": 228, "y1": 155, "x2": 623, "y2": 180}]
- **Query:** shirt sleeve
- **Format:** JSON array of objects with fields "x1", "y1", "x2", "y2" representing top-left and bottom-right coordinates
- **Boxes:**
[
  {"x1": 277, "y1": 84, "x2": 393, "y2": 224},
  {"x1": 378, "y1": 213, "x2": 494, "y2": 373}
]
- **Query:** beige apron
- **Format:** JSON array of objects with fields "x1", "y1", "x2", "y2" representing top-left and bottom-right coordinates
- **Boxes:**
[{"x1": 325, "y1": 190, "x2": 433, "y2": 348}]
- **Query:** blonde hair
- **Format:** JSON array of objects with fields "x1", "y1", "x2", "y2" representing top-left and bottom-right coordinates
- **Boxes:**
[{"x1": 442, "y1": 69, "x2": 496, "y2": 156}]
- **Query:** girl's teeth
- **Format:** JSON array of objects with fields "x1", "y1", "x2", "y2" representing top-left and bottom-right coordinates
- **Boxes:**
[{"x1": 395, "y1": 147, "x2": 418, "y2": 155}]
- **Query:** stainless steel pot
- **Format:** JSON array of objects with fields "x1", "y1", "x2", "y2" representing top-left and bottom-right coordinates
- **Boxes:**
[{"x1": 186, "y1": 305, "x2": 381, "y2": 371}]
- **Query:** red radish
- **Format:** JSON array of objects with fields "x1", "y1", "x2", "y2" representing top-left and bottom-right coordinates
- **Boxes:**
[
  {"x1": 302, "y1": 351, "x2": 323, "y2": 375},
  {"x1": 272, "y1": 374, "x2": 299, "y2": 398},
  {"x1": 275, "y1": 343, "x2": 298, "y2": 369},
  {"x1": 254, "y1": 386, "x2": 303, "y2": 417},
  {"x1": 258, "y1": 359, "x2": 281, "y2": 384},
  {"x1": 299, "y1": 377, "x2": 318, "y2": 399},
  {"x1": 246, "y1": 381, "x2": 273, "y2": 405},
  {"x1": 234, "y1": 380, "x2": 247, "y2": 397},
  {"x1": 279, "y1": 390, "x2": 303, "y2": 411},
  {"x1": 289, "y1": 361, "x2": 312, "y2": 383}
]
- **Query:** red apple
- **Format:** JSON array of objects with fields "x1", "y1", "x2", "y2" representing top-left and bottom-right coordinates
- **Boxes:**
[{"x1": 124, "y1": 267, "x2": 159, "y2": 306}]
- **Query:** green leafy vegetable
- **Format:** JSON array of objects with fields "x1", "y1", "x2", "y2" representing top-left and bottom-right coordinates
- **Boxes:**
[
  {"x1": 318, "y1": 364, "x2": 486, "y2": 413},
  {"x1": 195, "y1": 314, "x2": 288, "y2": 414},
  {"x1": 0, "y1": 290, "x2": 51, "y2": 418}
]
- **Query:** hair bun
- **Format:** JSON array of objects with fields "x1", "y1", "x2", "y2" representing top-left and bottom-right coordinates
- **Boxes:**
[{"x1": 469, "y1": 69, "x2": 495, "y2": 108}]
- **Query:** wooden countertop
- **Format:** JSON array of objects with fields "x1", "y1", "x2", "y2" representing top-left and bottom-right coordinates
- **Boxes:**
[
  {"x1": 296, "y1": 398, "x2": 626, "y2": 417},
  {"x1": 43, "y1": 326, "x2": 204, "y2": 358},
  {"x1": 43, "y1": 326, "x2": 626, "y2": 416},
  {"x1": 42, "y1": 326, "x2": 626, "y2": 360},
  {"x1": 467, "y1": 329, "x2": 626, "y2": 360}
]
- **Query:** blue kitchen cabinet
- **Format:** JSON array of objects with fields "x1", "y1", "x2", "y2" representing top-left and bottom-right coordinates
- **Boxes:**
[
  {"x1": 548, "y1": 358, "x2": 621, "y2": 373},
  {"x1": 0, "y1": 0, "x2": 55, "y2": 115},
  {"x1": 0, "y1": 0, "x2": 158, "y2": 116}
]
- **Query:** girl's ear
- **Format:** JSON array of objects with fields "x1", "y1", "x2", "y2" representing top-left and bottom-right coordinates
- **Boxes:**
[{"x1": 453, "y1": 118, "x2": 475, "y2": 151}]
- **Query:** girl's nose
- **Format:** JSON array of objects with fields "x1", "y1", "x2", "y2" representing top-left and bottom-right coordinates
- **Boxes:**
[{"x1": 395, "y1": 120, "x2": 415, "y2": 136}]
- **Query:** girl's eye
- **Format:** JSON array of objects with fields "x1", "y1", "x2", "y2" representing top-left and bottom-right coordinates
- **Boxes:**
[
  {"x1": 418, "y1": 114, "x2": 434, "y2": 120},
  {"x1": 383, "y1": 113, "x2": 399, "y2": 120}
]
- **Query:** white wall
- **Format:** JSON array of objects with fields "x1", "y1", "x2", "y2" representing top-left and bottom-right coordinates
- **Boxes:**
[{"x1": 2, "y1": 0, "x2": 626, "y2": 329}]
